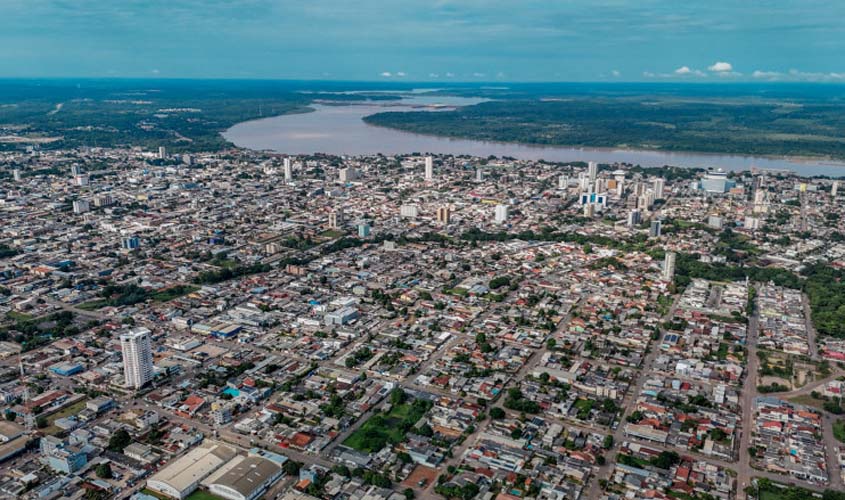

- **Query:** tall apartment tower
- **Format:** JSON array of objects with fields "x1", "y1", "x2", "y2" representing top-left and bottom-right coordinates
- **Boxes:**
[
  {"x1": 283, "y1": 158, "x2": 293, "y2": 183},
  {"x1": 121, "y1": 329, "x2": 154, "y2": 389},
  {"x1": 436, "y1": 206, "x2": 451, "y2": 225},
  {"x1": 587, "y1": 161, "x2": 598, "y2": 184},
  {"x1": 663, "y1": 252, "x2": 676, "y2": 281},
  {"x1": 158, "y1": 146, "x2": 167, "y2": 160},
  {"x1": 494, "y1": 204, "x2": 509, "y2": 224},
  {"x1": 424, "y1": 156, "x2": 434, "y2": 181},
  {"x1": 649, "y1": 220, "x2": 662, "y2": 238},
  {"x1": 653, "y1": 178, "x2": 666, "y2": 198},
  {"x1": 833, "y1": 180, "x2": 839, "y2": 197},
  {"x1": 328, "y1": 209, "x2": 344, "y2": 229}
]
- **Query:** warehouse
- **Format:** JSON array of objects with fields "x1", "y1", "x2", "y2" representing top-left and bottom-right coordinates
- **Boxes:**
[
  {"x1": 205, "y1": 455, "x2": 284, "y2": 500},
  {"x1": 146, "y1": 441, "x2": 237, "y2": 499}
]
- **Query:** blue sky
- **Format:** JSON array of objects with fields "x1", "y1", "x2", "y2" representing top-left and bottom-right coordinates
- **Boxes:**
[{"x1": 2, "y1": 0, "x2": 844, "y2": 82}]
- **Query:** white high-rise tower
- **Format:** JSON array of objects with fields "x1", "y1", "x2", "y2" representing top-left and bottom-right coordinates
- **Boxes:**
[
  {"x1": 663, "y1": 252, "x2": 676, "y2": 281},
  {"x1": 424, "y1": 156, "x2": 434, "y2": 181},
  {"x1": 121, "y1": 328, "x2": 154, "y2": 389},
  {"x1": 283, "y1": 158, "x2": 293, "y2": 183}
]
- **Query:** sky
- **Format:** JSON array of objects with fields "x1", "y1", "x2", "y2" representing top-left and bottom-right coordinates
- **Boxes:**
[{"x1": 2, "y1": 0, "x2": 845, "y2": 82}]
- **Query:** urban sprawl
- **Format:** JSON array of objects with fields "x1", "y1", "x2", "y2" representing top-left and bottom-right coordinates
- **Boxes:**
[{"x1": 1, "y1": 147, "x2": 845, "y2": 500}]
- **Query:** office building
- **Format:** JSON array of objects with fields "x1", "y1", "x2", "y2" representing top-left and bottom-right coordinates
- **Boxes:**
[
  {"x1": 424, "y1": 156, "x2": 434, "y2": 181},
  {"x1": 494, "y1": 204, "x2": 509, "y2": 224},
  {"x1": 649, "y1": 220, "x2": 662, "y2": 238},
  {"x1": 436, "y1": 206, "x2": 451, "y2": 225},
  {"x1": 579, "y1": 192, "x2": 607, "y2": 210},
  {"x1": 72, "y1": 199, "x2": 90, "y2": 214},
  {"x1": 283, "y1": 158, "x2": 293, "y2": 182},
  {"x1": 121, "y1": 328, "x2": 154, "y2": 389},
  {"x1": 122, "y1": 236, "x2": 141, "y2": 250},
  {"x1": 663, "y1": 252, "x2": 676, "y2": 281}
]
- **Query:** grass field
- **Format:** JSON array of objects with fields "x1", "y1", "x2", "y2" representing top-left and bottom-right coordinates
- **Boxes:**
[
  {"x1": 343, "y1": 398, "x2": 430, "y2": 453},
  {"x1": 834, "y1": 419, "x2": 845, "y2": 443},
  {"x1": 186, "y1": 491, "x2": 226, "y2": 500},
  {"x1": 42, "y1": 399, "x2": 88, "y2": 435}
]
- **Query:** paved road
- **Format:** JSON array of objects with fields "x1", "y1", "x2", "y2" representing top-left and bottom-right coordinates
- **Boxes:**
[{"x1": 736, "y1": 293, "x2": 761, "y2": 498}]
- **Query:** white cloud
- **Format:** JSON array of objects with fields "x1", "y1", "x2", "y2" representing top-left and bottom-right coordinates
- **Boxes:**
[
  {"x1": 708, "y1": 61, "x2": 733, "y2": 72},
  {"x1": 674, "y1": 66, "x2": 692, "y2": 75},
  {"x1": 380, "y1": 71, "x2": 392, "y2": 77},
  {"x1": 611, "y1": 70, "x2": 620, "y2": 77},
  {"x1": 396, "y1": 71, "x2": 406, "y2": 77},
  {"x1": 752, "y1": 70, "x2": 782, "y2": 79}
]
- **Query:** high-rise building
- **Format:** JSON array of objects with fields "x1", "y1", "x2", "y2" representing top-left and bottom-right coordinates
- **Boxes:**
[
  {"x1": 494, "y1": 204, "x2": 509, "y2": 224},
  {"x1": 328, "y1": 209, "x2": 344, "y2": 229},
  {"x1": 158, "y1": 146, "x2": 167, "y2": 160},
  {"x1": 93, "y1": 194, "x2": 114, "y2": 207},
  {"x1": 436, "y1": 206, "x2": 451, "y2": 225},
  {"x1": 121, "y1": 328, "x2": 154, "y2": 389},
  {"x1": 627, "y1": 209, "x2": 641, "y2": 227},
  {"x1": 71, "y1": 165, "x2": 82, "y2": 176},
  {"x1": 74, "y1": 175, "x2": 89, "y2": 186},
  {"x1": 400, "y1": 204, "x2": 419, "y2": 219},
  {"x1": 181, "y1": 154, "x2": 194, "y2": 166},
  {"x1": 663, "y1": 252, "x2": 676, "y2": 281},
  {"x1": 558, "y1": 175, "x2": 569, "y2": 190},
  {"x1": 653, "y1": 178, "x2": 665, "y2": 198},
  {"x1": 357, "y1": 223, "x2": 371, "y2": 237},
  {"x1": 122, "y1": 236, "x2": 140, "y2": 250},
  {"x1": 475, "y1": 168, "x2": 484, "y2": 182},
  {"x1": 832, "y1": 180, "x2": 839, "y2": 197},
  {"x1": 72, "y1": 200, "x2": 90, "y2": 214},
  {"x1": 649, "y1": 220, "x2": 662, "y2": 238},
  {"x1": 587, "y1": 161, "x2": 598, "y2": 184},
  {"x1": 12, "y1": 169, "x2": 21, "y2": 182},
  {"x1": 284, "y1": 158, "x2": 293, "y2": 183},
  {"x1": 339, "y1": 167, "x2": 357, "y2": 183},
  {"x1": 424, "y1": 156, "x2": 434, "y2": 181}
]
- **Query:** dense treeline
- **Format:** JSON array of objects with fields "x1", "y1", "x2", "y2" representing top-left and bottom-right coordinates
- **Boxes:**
[{"x1": 365, "y1": 97, "x2": 845, "y2": 159}]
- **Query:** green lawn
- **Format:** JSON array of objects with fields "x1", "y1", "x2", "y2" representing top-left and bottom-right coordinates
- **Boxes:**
[
  {"x1": 42, "y1": 399, "x2": 88, "y2": 435},
  {"x1": 5, "y1": 311, "x2": 33, "y2": 322},
  {"x1": 186, "y1": 491, "x2": 226, "y2": 500},
  {"x1": 77, "y1": 300, "x2": 108, "y2": 310},
  {"x1": 343, "y1": 398, "x2": 432, "y2": 453},
  {"x1": 834, "y1": 419, "x2": 845, "y2": 443},
  {"x1": 320, "y1": 229, "x2": 345, "y2": 239}
]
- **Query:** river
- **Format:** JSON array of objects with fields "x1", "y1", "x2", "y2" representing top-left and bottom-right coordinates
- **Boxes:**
[{"x1": 223, "y1": 94, "x2": 845, "y2": 177}]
